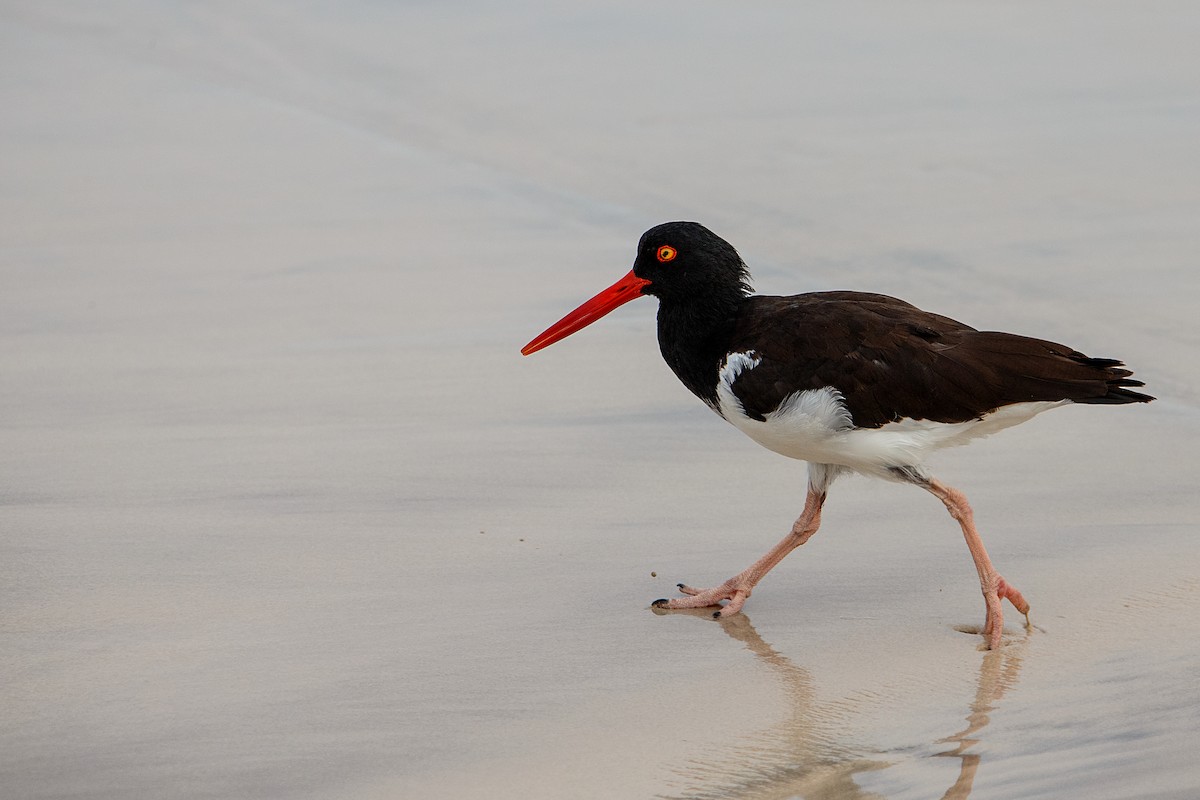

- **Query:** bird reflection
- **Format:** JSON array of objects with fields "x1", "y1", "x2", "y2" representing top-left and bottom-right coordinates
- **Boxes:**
[
  {"x1": 932, "y1": 642, "x2": 1025, "y2": 800},
  {"x1": 655, "y1": 612, "x2": 1028, "y2": 800}
]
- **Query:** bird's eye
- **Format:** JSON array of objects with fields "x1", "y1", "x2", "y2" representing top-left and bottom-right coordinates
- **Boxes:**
[{"x1": 656, "y1": 245, "x2": 677, "y2": 263}]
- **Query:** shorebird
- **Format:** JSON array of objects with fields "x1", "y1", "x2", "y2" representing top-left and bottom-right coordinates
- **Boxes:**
[{"x1": 522, "y1": 222, "x2": 1153, "y2": 648}]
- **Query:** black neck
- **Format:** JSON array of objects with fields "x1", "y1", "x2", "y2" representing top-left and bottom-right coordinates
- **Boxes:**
[{"x1": 656, "y1": 293, "x2": 744, "y2": 409}]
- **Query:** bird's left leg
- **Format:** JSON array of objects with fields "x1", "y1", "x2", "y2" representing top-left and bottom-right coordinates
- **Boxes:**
[
  {"x1": 919, "y1": 476, "x2": 1030, "y2": 649},
  {"x1": 652, "y1": 484, "x2": 826, "y2": 619}
]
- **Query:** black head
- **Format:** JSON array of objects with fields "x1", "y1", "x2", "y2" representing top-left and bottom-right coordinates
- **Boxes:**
[
  {"x1": 520, "y1": 222, "x2": 753, "y2": 356},
  {"x1": 632, "y1": 222, "x2": 753, "y2": 302}
]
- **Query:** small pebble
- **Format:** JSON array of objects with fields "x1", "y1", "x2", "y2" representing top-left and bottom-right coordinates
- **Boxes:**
[{"x1": 650, "y1": 571, "x2": 657, "y2": 577}]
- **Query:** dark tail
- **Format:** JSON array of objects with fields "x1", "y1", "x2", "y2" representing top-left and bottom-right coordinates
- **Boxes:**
[{"x1": 1070, "y1": 355, "x2": 1155, "y2": 404}]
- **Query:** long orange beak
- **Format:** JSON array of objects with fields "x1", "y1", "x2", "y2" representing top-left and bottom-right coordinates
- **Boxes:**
[{"x1": 521, "y1": 269, "x2": 652, "y2": 355}]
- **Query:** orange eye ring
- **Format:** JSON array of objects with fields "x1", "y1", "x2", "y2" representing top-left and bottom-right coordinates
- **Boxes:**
[{"x1": 656, "y1": 245, "x2": 677, "y2": 263}]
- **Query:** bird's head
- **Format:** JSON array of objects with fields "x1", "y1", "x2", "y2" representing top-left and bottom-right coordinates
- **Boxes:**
[
  {"x1": 631, "y1": 221, "x2": 752, "y2": 301},
  {"x1": 521, "y1": 222, "x2": 751, "y2": 356}
]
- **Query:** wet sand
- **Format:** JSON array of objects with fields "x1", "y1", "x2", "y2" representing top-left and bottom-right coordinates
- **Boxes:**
[{"x1": 3, "y1": 3, "x2": 1199, "y2": 798}]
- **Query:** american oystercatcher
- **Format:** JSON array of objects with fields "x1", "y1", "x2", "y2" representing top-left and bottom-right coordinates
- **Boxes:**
[{"x1": 522, "y1": 222, "x2": 1153, "y2": 648}]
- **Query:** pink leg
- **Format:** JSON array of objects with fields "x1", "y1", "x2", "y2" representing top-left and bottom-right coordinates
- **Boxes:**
[
  {"x1": 924, "y1": 479, "x2": 1030, "y2": 649},
  {"x1": 652, "y1": 486, "x2": 826, "y2": 618}
]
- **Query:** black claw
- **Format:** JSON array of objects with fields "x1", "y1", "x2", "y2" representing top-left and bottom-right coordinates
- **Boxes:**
[
  {"x1": 676, "y1": 583, "x2": 686, "y2": 589},
  {"x1": 651, "y1": 599, "x2": 669, "y2": 608},
  {"x1": 712, "y1": 610, "x2": 722, "y2": 619}
]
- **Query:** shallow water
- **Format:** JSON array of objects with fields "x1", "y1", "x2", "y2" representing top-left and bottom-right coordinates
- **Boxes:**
[{"x1": 3, "y1": 3, "x2": 1199, "y2": 798}]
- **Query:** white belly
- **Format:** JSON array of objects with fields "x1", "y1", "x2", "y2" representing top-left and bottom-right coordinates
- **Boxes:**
[{"x1": 714, "y1": 351, "x2": 1065, "y2": 480}]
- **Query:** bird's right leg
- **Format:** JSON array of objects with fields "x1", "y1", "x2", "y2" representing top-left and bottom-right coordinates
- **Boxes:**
[
  {"x1": 919, "y1": 477, "x2": 1030, "y2": 649},
  {"x1": 652, "y1": 484, "x2": 826, "y2": 619}
]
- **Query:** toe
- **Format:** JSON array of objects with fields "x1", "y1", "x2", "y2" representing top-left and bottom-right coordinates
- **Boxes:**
[
  {"x1": 647, "y1": 578, "x2": 752, "y2": 614},
  {"x1": 997, "y1": 576, "x2": 1031, "y2": 616},
  {"x1": 720, "y1": 590, "x2": 749, "y2": 617},
  {"x1": 658, "y1": 593, "x2": 722, "y2": 610}
]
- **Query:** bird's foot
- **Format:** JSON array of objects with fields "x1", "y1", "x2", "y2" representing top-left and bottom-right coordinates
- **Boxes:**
[
  {"x1": 981, "y1": 575, "x2": 1030, "y2": 650},
  {"x1": 652, "y1": 579, "x2": 752, "y2": 618}
]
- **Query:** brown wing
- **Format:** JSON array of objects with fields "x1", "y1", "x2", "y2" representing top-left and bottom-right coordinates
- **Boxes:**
[{"x1": 728, "y1": 292, "x2": 1152, "y2": 428}]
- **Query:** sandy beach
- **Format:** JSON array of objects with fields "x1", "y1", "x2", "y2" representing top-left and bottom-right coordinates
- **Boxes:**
[{"x1": 3, "y1": 3, "x2": 1198, "y2": 798}]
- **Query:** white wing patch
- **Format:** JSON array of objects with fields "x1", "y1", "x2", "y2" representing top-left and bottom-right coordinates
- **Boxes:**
[
  {"x1": 714, "y1": 350, "x2": 1067, "y2": 480},
  {"x1": 712, "y1": 350, "x2": 761, "y2": 415}
]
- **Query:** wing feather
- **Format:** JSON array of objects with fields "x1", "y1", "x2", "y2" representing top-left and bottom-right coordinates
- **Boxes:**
[{"x1": 727, "y1": 293, "x2": 1152, "y2": 429}]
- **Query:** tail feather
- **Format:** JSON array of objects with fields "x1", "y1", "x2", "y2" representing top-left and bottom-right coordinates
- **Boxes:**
[
  {"x1": 1068, "y1": 354, "x2": 1154, "y2": 404},
  {"x1": 944, "y1": 332, "x2": 1156, "y2": 408}
]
